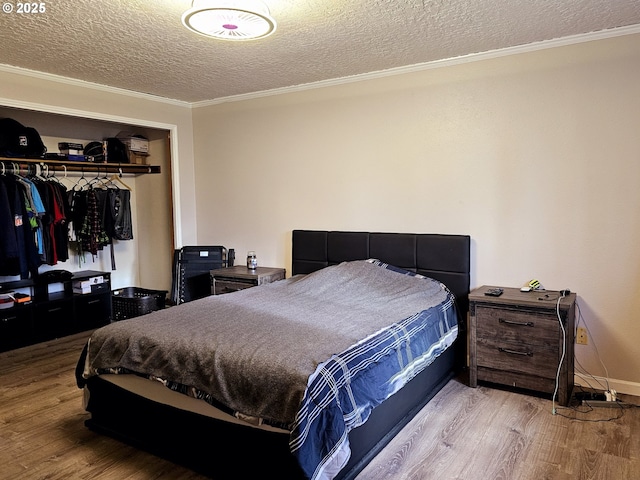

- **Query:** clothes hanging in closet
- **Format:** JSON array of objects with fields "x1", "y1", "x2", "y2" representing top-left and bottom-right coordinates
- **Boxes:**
[
  {"x1": 0, "y1": 168, "x2": 70, "y2": 278},
  {"x1": 1, "y1": 165, "x2": 134, "y2": 276},
  {"x1": 67, "y1": 175, "x2": 133, "y2": 269}
]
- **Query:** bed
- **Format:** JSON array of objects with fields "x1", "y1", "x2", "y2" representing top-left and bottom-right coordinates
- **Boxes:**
[{"x1": 76, "y1": 229, "x2": 471, "y2": 480}]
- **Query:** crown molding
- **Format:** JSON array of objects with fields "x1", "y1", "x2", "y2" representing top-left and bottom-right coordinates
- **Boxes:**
[
  {"x1": 0, "y1": 64, "x2": 192, "y2": 108},
  {"x1": 0, "y1": 96, "x2": 178, "y2": 133},
  {"x1": 194, "y1": 24, "x2": 640, "y2": 107}
]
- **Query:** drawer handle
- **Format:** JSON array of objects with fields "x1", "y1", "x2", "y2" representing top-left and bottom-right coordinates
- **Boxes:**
[
  {"x1": 498, "y1": 347, "x2": 532, "y2": 357},
  {"x1": 499, "y1": 318, "x2": 534, "y2": 327},
  {"x1": 87, "y1": 299, "x2": 100, "y2": 305}
]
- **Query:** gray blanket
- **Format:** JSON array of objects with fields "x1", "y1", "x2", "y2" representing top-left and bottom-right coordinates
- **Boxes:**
[{"x1": 83, "y1": 260, "x2": 448, "y2": 426}]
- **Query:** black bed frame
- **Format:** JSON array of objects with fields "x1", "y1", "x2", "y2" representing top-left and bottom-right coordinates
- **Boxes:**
[{"x1": 83, "y1": 230, "x2": 471, "y2": 479}]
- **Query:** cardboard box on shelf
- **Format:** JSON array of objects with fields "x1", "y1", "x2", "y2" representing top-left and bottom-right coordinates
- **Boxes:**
[
  {"x1": 128, "y1": 150, "x2": 149, "y2": 164},
  {"x1": 116, "y1": 132, "x2": 149, "y2": 153}
]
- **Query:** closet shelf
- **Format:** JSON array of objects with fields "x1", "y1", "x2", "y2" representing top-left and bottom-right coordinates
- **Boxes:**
[{"x1": 0, "y1": 156, "x2": 161, "y2": 175}]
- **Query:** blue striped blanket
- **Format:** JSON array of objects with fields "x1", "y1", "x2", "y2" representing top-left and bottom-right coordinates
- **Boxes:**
[{"x1": 290, "y1": 261, "x2": 458, "y2": 479}]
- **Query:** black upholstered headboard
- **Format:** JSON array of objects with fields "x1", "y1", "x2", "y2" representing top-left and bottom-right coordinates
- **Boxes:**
[{"x1": 292, "y1": 230, "x2": 471, "y2": 318}]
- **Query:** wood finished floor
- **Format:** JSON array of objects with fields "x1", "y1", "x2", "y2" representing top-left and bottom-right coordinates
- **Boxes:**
[{"x1": 0, "y1": 331, "x2": 638, "y2": 479}]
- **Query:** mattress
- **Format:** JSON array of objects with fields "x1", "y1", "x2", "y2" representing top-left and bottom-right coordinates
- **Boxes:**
[{"x1": 87, "y1": 373, "x2": 288, "y2": 433}]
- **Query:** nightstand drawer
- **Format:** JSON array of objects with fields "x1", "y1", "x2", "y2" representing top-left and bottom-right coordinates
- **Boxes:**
[
  {"x1": 213, "y1": 279, "x2": 256, "y2": 295},
  {"x1": 476, "y1": 338, "x2": 558, "y2": 378},
  {"x1": 475, "y1": 306, "x2": 559, "y2": 348}
]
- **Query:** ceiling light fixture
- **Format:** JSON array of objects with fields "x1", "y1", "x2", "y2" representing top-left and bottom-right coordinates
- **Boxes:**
[{"x1": 182, "y1": 0, "x2": 277, "y2": 41}]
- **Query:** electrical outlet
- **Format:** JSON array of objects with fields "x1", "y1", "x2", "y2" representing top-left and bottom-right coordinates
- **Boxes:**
[{"x1": 576, "y1": 327, "x2": 588, "y2": 345}]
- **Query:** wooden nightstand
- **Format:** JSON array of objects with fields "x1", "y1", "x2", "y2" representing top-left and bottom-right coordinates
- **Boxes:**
[
  {"x1": 469, "y1": 286, "x2": 576, "y2": 406},
  {"x1": 210, "y1": 266, "x2": 286, "y2": 295}
]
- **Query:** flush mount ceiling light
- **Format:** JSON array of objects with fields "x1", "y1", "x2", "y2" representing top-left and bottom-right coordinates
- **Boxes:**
[{"x1": 182, "y1": 0, "x2": 277, "y2": 41}]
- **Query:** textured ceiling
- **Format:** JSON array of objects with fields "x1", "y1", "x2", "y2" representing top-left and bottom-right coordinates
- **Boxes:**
[{"x1": 0, "y1": 0, "x2": 639, "y2": 104}]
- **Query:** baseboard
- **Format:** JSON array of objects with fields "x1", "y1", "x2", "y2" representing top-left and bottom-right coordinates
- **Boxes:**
[{"x1": 575, "y1": 373, "x2": 640, "y2": 398}]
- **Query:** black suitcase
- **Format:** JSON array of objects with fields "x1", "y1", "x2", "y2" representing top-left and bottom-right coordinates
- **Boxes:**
[{"x1": 171, "y1": 246, "x2": 230, "y2": 304}]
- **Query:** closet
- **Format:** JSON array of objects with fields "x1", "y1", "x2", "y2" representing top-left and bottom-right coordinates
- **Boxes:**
[{"x1": 0, "y1": 105, "x2": 175, "y2": 349}]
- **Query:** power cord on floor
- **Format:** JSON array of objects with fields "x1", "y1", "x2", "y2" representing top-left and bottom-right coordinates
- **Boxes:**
[
  {"x1": 553, "y1": 384, "x2": 639, "y2": 422},
  {"x1": 553, "y1": 403, "x2": 626, "y2": 422},
  {"x1": 551, "y1": 295, "x2": 638, "y2": 421}
]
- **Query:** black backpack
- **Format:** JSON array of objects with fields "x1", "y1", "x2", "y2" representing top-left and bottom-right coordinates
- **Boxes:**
[
  {"x1": 104, "y1": 137, "x2": 129, "y2": 163},
  {"x1": 0, "y1": 118, "x2": 47, "y2": 158}
]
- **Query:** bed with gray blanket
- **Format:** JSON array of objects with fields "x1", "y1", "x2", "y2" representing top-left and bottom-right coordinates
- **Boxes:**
[{"x1": 77, "y1": 230, "x2": 471, "y2": 480}]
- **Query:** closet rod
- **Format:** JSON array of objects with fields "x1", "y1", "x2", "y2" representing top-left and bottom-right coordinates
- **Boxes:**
[{"x1": 0, "y1": 157, "x2": 161, "y2": 175}]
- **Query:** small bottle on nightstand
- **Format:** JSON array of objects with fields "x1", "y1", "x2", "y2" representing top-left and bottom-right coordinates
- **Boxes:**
[{"x1": 246, "y1": 251, "x2": 257, "y2": 270}]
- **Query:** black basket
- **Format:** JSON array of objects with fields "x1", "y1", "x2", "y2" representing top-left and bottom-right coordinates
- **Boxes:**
[{"x1": 112, "y1": 287, "x2": 167, "y2": 321}]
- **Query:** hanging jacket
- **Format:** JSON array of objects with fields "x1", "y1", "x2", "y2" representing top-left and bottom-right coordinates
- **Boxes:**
[
  {"x1": 79, "y1": 188, "x2": 110, "y2": 257},
  {"x1": 1, "y1": 176, "x2": 41, "y2": 278},
  {"x1": 49, "y1": 181, "x2": 70, "y2": 263},
  {"x1": 109, "y1": 188, "x2": 133, "y2": 241},
  {"x1": 16, "y1": 177, "x2": 46, "y2": 258},
  {"x1": 0, "y1": 178, "x2": 20, "y2": 275}
]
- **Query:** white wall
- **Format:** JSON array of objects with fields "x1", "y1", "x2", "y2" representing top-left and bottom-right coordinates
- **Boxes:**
[{"x1": 192, "y1": 33, "x2": 640, "y2": 393}]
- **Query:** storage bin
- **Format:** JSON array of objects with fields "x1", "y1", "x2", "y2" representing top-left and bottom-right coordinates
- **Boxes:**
[{"x1": 112, "y1": 287, "x2": 167, "y2": 321}]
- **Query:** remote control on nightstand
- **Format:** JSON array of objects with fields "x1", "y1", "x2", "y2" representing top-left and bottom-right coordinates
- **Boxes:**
[{"x1": 484, "y1": 288, "x2": 503, "y2": 297}]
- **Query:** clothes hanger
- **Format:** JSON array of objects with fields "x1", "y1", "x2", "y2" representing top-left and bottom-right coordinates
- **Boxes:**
[
  {"x1": 46, "y1": 164, "x2": 63, "y2": 185},
  {"x1": 30, "y1": 163, "x2": 47, "y2": 181},
  {"x1": 99, "y1": 167, "x2": 114, "y2": 189},
  {"x1": 108, "y1": 167, "x2": 131, "y2": 190},
  {"x1": 73, "y1": 167, "x2": 91, "y2": 190},
  {"x1": 50, "y1": 163, "x2": 71, "y2": 187},
  {"x1": 87, "y1": 165, "x2": 107, "y2": 188}
]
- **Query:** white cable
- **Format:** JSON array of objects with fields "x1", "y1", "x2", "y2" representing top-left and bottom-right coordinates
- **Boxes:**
[
  {"x1": 574, "y1": 358, "x2": 609, "y2": 391},
  {"x1": 574, "y1": 301, "x2": 612, "y2": 392},
  {"x1": 552, "y1": 294, "x2": 566, "y2": 415}
]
